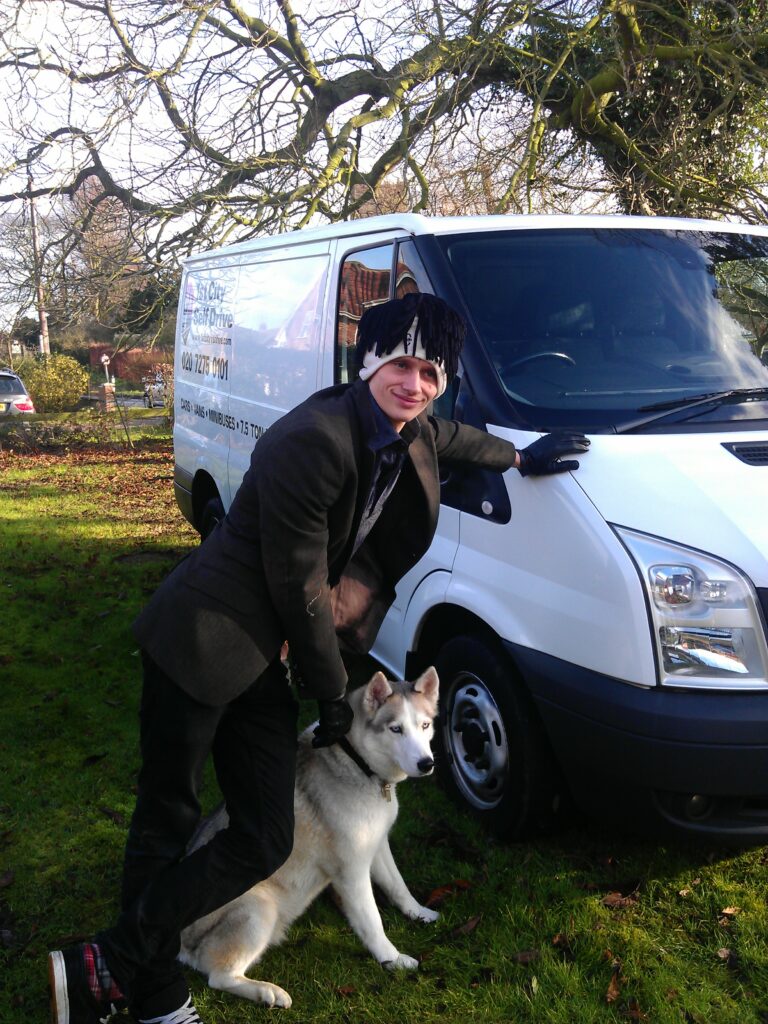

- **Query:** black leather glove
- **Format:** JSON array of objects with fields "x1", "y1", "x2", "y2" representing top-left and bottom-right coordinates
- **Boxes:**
[
  {"x1": 312, "y1": 696, "x2": 354, "y2": 748},
  {"x1": 518, "y1": 431, "x2": 590, "y2": 477}
]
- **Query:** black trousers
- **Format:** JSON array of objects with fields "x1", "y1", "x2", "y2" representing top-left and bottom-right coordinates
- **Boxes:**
[{"x1": 98, "y1": 652, "x2": 299, "y2": 1018}]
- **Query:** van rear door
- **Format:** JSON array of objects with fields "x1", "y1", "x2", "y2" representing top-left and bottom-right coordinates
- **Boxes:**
[
  {"x1": 176, "y1": 256, "x2": 237, "y2": 506},
  {"x1": 227, "y1": 244, "x2": 331, "y2": 498}
]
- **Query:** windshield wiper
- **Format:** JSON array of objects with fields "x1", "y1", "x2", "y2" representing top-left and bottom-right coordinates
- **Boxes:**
[
  {"x1": 615, "y1": 387, "x2": 768, "y2": 433},
  {"x1": 638, "y1": 388, "x2": 768, "y2": 413}
]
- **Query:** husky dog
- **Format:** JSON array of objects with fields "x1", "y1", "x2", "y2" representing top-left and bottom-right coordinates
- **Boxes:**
[{"x1": 179, "y1": 667, "x2": 440, "y2": 1009}]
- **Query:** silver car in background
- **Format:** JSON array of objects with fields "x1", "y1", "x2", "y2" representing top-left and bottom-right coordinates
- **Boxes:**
[{"x1": 0, "y1": 370, "x2": 35, "y2": 416}]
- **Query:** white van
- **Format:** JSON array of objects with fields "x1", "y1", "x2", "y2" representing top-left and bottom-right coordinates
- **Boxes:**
[{"x1": 173, "y1": 213, "x2": 768, "y2": 842}]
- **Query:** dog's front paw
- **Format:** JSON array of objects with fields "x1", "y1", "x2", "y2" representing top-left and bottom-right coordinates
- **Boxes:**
[
  {"x1": 383, "y1": 953, "x2": 419, "y2": 971},
  {"x1": 411, "y1": 905, "x2": 439, "y2": 924}
]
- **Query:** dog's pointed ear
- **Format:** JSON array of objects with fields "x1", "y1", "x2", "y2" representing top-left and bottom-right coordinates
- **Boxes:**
[
  {"x1": 412, "y1": 666, "x2": 439, "y2": 708},
  {"x1": 364, "y1": 671, "x2": 393, "y2": 711}
]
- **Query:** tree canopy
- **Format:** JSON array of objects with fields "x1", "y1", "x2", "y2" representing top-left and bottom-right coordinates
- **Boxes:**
[{"x1": 0, "y1": 0, "x2": 766, "y2": 290}]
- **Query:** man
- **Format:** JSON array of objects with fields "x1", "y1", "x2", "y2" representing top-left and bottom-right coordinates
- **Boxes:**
[{"x1": 48, "y1": 292, "x2": 589, "y2": 1024}]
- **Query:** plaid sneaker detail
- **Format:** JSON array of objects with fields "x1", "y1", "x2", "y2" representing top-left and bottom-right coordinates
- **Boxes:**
[
  {"x1": 48, "y1": 942, "x2": 126, "y2": 1024},
  {"x1": 82, "y1": 943, "x2": 123, "y2": 1005}
]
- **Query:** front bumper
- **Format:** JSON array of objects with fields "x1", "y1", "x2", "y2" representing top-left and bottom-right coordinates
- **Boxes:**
[{"x1": 508, "y1": 642, "x2": 768, "y2": 842}]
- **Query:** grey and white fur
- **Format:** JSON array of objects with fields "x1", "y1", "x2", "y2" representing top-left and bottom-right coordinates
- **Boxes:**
[{"x1": 178, "y1": 667, "x2": 440, "y2": 1009}]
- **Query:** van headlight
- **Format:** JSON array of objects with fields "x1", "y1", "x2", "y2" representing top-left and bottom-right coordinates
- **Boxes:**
[{"x1": 614, "y1": 527, "x2": 768, "y2": 690}]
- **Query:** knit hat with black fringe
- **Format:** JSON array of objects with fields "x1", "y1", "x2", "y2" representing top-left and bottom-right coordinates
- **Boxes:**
[{"x1": 355, "y1": 293, "x2": 465, "y2": 398}]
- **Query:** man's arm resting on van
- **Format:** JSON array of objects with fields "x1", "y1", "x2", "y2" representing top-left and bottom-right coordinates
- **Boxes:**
[
  {"x1": 428, "y1": 416, "x2": 517, "y2": 470},
  {"x1": 429, "y1": 417, "x2": 589, "y2": 475}
]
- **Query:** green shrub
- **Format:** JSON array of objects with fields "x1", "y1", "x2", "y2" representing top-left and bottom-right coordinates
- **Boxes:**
[{"x1": 21, "y1": 354, "x2": 90, "y2": 413}]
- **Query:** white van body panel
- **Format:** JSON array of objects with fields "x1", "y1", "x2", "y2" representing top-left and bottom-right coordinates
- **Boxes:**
[
  {"x1": 371, "y1": 508, "x2": 461, "y2": 676},
  {"x1": 569, "y1": 431, "x2": 768, "y2": 587},
  {"x1": 445, "y1": 428, "x2": 654, "y2": 686}
]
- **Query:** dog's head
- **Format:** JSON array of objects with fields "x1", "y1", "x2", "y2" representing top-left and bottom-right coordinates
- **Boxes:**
[{"x1": 352, "y1": 667, "x2": 439, "y2": 781}]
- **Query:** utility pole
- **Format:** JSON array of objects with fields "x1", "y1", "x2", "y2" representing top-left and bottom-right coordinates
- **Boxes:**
[{"x1": 27, "y1": 171, "x2": 51, "y2": 357}]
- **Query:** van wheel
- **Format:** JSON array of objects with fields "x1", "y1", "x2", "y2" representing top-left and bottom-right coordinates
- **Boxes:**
[
  {"x1": 434, "y1": 635, "x2": 562, "y2": 840},
  {"x1": 199, "y1": 495, "x2": 225, "y2": 541}
]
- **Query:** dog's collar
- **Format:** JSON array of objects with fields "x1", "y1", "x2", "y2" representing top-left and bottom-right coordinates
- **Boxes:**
[{"x1": 337, "y1": 735, "x2": 393, "y2": 802}]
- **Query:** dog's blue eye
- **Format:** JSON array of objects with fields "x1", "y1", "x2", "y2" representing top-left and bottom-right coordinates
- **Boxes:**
[{"x1": 389, "y1": 725, "x2": 402, "y2": 734}]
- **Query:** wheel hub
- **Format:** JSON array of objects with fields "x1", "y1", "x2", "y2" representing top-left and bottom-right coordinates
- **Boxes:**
[
  {"x1": 458, "y1": 718, "x2": 487, "y2": 761},
  {"x1": 444, "y1": 675, "x2": 509, "y2": 810}
]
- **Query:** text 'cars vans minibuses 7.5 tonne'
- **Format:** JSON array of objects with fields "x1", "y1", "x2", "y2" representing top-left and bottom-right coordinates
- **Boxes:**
[{"x1": 173, "y1": 214, "x2": 768, "y2": 842}]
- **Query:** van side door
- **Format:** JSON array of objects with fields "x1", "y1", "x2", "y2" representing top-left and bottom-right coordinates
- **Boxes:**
[{"x1": 332, "y1": 236, "x2": 463, "y2": 675}]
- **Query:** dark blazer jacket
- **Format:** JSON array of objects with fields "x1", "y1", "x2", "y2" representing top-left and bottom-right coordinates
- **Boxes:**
[{"x1": 133, "y1": 379, "x2": 517, "y2": 706}]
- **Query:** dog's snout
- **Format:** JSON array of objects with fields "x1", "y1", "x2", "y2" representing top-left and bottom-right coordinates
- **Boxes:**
[{"x1": 417, "y1": 756, "x2": 434, "y2": 775}]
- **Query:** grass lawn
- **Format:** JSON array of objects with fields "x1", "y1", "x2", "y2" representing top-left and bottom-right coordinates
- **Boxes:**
[{"x1": 1, "y1": 433, "x2": 767, "y2": 1023}]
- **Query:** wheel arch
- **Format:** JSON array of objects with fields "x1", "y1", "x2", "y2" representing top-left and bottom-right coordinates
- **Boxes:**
[
  {"x1": 191, "y1": 470, "x2": 223, "y2": 533},
  {"x1": 411, "y1": 605, "x2": 574, "y2": 838},
  {"x1": 406, "y1": 603, "x2": 516, "y2": 683}
]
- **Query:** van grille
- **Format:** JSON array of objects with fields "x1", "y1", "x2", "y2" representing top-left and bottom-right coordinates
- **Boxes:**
[
  {"x1": 759, "y1": 589, "x2": 768, "y2": 637},
  {"x1": 722, "y1": 442, "x2": 768, "y2": 466}
]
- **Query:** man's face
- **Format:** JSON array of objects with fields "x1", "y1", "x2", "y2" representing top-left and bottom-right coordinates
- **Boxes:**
[{"x1": 367, "y1": 356, "x2": 440, "y2": 432}]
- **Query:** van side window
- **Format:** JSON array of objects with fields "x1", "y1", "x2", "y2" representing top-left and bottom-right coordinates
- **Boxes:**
[
  {"x1": 395, "y1": 240, "x2": 433, "y2": 298},
  {"x1": 336, "y1": 244, "x2": 393, "y2": 383},
  {"x1": 394, "y1": 240, "x2": 458, "y2": 418}
]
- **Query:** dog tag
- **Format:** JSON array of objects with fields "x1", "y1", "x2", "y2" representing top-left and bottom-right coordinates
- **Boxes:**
[{"x1": 381, "y1": 783, "x2": 392, "y2": 802}]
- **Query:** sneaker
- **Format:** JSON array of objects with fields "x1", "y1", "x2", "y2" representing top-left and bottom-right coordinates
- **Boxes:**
[
  {"x1": 48, "y1": 942, "x2": 126, "y2": 1024},
  {"x1": 138, "y1": 996, "x2": 204, "y2": 1024}
]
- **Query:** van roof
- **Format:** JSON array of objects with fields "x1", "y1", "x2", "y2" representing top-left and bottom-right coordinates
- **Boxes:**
[{"x1": 182, "y1": 212, "x2": 768, "y2": 264}]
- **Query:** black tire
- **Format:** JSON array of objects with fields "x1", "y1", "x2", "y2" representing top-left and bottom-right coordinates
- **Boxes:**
[
  {"x1": 434, "y1": 634, "x2": 564, "y2": 840},
  {"x1": 199, "y1": 495, "x2": 225, "y2": 541}
]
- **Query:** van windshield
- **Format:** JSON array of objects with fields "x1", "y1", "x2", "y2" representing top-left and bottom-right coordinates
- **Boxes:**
[{"x1": 441, "y1": 228, "x2": 768, "y2": 431}]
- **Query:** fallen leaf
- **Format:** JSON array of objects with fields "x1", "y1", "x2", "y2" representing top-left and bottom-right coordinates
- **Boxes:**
[
  {"x1": 451, "y1": 915, "x2": 482, "y2": 937},
  {"x1": 425, "y1": 879, "x2": 471, "y2": 908},
  {"x1": 606, "y1": 963, "x2": 622, "y2": 1003},
  {"x1": 552, "y1": 932, "x2": 575, "y2": 958},
  {"x1": 626, "y1": 996, "x2": 647, "y2": 1020},
  {"x1": 720, "y1": 906, "x2": 741, "y2": 917},
  {"x1": 602, "y1": 891, "x2": 637, "y2": 909},
  {"x1": 678, "y1": 888, "x2": 692, "y2": 897},
  {"x1": 335, "y1": 985, "x2": 356, "y2": 998},
  {"x1": 513, "y1": 949, "x2": 540, "y2": 965},
  {"x1": 99, "y1": 807, "x2": 125, "y2": 826},
  {"x1": 717, "y1": 948, "x2": 740, "y2": 971}
]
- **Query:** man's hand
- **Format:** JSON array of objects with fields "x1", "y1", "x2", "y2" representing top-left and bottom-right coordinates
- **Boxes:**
[
  {"x1": 312, "y1": 696, "x2": 354, "y2": 748},
  {"x1": 518, "y1": 431, "x2": 590, "y2": 477}
]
